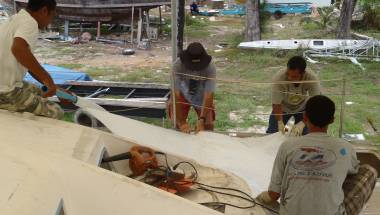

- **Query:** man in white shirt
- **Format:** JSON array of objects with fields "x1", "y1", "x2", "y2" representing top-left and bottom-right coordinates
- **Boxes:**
[
  {"x1": 256, "y1": 95, "x2": 377, "y2": 215},
  {"x1": 266, "y1": 56, "x2": 320, "y2": 136},
  {"x1": 0, "y1": 0, "x2": 63, "y2": 119}
]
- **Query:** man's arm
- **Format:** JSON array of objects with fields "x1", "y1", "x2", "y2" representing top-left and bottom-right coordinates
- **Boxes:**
[
  {"x1": 256, "y1": 143, "x2": 287, "y2": 203},
  {"x1": 348, "y1": 147, "x2": 360, "y2": 175},
  {"x1": 196, "y1": 92, "x2": 213, "y2": 132},
  {"x1": 271, "y1": 76, "x2": 284, "y2": 122},
  {"x1": 308, "y1": 72, "x2": 321, "y2": 97},
  {"x1": 200, "y1": 92, "x2": 213, "y2": 119},
  {"x1": 11, "y1": 37, "x2": 56, "y2": 97},
  {"x1": 272, "y1": 104, "x2": 283, "y2": 122},
  {"x1": 268, "y1": 143, "x2": 287, "y2": 198}
]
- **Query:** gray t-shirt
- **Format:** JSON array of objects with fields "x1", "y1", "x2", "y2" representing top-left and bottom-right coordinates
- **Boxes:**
[
  {"x1": 271, "y1": 70, "x2": 321, "y2": 113},
  {"x1": 174, "y1": 59, "x2": 216, "y2": 107},
  {"x1": 269, "y1": 133, "x2": 359, "y2": 215}
]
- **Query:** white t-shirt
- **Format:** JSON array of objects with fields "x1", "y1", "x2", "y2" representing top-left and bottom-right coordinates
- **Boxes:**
[
  {"x1": 0, "y1": 9, "x2": 38, "y2": 93},
  {"x1": 271, "y1": 70, "x2": 321, "y2": 113},
  {"x1": 269, "y1": 133, "x2": 359, "y2": 215}
]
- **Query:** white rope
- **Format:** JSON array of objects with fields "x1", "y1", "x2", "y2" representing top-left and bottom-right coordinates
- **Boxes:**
[{"x1": 174, "y1": 72, "x2": 343, "y2": 85}]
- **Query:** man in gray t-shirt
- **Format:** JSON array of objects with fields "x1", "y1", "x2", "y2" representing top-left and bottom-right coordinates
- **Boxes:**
[
  {"x1": 255, "y1": 95, "x2": 377, "y2": 215},
  {"x1": 168, "y1": 42, "x2": 216, "y2": 133},
  {"x1": 267, "y1": 56, "x2": 320, "y2": 136}
]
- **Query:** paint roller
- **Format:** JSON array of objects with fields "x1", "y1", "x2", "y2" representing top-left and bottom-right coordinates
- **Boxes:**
[
  {"x1": 41, "y1": 86, "x2": 105, "y2": 111},
  {"x1": 41, "y1": 86, "x2": 78, "y2": 103}
]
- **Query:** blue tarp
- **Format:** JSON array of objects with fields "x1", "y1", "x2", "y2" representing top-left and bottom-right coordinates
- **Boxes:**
[
  {"x1": 24, "y1": 64, "x2": 92, "y2": 86},
  {"x1": 221, "y1": 5, "x2": 246, "y2": 16}
]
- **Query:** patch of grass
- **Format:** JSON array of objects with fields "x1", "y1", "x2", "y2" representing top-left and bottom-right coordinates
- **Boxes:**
[
  {"x1": 184, "y1": 16, "x2": 210, "y2": 38},
  {"x1": 62, "y1": 112, "x2": 74, "y2": 122},
  {"x1": 185, "y1": 25, "x2": 210, "y2": 38},
  {"x1": 57, "y1": 63, "x2": 85, "y2": 70},
  {"x1": 84, "y1": 66, "x2": 121, "y2": 78},
  {"x1": 55, "y1": 47, "x2": 75, "y2": 55},
  {"x1": 111, "y1": 68, "x2": 169, "y2": 83},
  {"x1": 225, "y1": 32, "x2": 244, "y2": 48},
  {"x1": 214, "y1": 93, "x2": 269, "y2": 131},
  {"x1": 302, "y1": 22, "x2": 322, "y2": 31}
]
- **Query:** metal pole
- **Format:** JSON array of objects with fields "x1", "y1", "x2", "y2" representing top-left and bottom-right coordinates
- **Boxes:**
[
  {"x1": 64, "y1": 20, "x2": 69, "y2": 41},
  {"x1": 159, "y1": 6, "x2": 162, "y2": 35},
  {"x1": 170, "y1": 0, "x2": 178, "y2": 128},
  {"x1": 177, "y1": 0, "x2": 185, "y2": 54},
  {"x1": 146, "y1": 10, "x2": 150, "y2": 39},
  {"x1": 130, "y1": 6, "x2": 135, "y2": 47},
  {"x1": 339, "y1": 78, "x2": 346, "y2": 138},
  {"x1": 137, "y1": 8, "x2": 142, "y2": 45},
  {"x1": 96, "y1": 21, "x2": 101, "y2": 40},
  {"x1": 13, "y1": 0, "x2": 17, "y2": 14}
]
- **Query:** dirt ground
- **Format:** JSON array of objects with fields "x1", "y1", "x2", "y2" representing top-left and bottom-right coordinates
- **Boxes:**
[
  {"x1": 34, "y1": 15, "x2": 244, "y2": 83},
  {"x1": 35, "y1": 39, "x2": 172, "y2": 73}
]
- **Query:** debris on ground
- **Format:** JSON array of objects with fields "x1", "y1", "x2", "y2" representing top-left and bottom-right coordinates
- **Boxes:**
[
  {"x1": 343, "y1": 134, "x2": 366, "y2": 141},
  {"x1": 122, "y1": 49, "x2": 135, "y2": 55}
]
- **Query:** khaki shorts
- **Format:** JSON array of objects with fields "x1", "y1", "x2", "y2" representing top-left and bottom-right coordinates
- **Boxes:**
[{"x1": 0, "y1": 82, "x2": 63, "y2": 119}]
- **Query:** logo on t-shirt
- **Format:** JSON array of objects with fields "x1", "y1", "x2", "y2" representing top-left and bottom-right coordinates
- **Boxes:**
[
  {"x1": 291, "y1": 147, "x2": 337, "y2": 171},
  {"x1": 287, "y1": 94, "x2": 304, "y2": 105}
]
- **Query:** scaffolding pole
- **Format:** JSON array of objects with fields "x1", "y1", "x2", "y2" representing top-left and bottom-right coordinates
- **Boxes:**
[
  {"x1": 130, "y1": 5, "x2": 135, "y2": 47},
  {"x1": 170, "y1": 0, "x2": 178, "y2": 128},
  {"x1": 339, "y1": 78, "x2": 346, "y2": 138}
]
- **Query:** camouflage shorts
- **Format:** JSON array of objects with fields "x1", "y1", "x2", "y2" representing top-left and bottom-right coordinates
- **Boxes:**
[{"x1": 0, "y1": 82, "x2": 64, "y2": 119}]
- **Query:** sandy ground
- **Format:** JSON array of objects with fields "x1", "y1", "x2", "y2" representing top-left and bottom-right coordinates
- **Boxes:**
[{"x1": 35, "y1": 38, "x2": 172, "y2": 71}]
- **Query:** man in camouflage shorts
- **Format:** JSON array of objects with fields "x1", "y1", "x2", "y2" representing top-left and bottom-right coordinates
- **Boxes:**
[
  {"x1": 0, "y1": 0, "x2": 63, "y2": 119},
  {"x1": 0, "y1": 81, "x2": 63, "y2": 119}
]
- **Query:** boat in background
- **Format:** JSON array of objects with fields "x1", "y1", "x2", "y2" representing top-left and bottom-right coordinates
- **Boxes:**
[
  {"x1": 12, "y1": 0, "x2": 170, "y2": 22},
  {"x1": 239, "y1": 39, "x2": 371, "y2": 50}
]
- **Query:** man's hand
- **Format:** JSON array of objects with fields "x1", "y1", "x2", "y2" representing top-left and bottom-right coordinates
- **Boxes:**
[
  {"x1": 290, "y1": 121, "x2": 305, "y2": 136},
  {"x1": 255, "y1": 191, "x2": 280, "y2": 212},
  {"x1": 179, "y1": 123, "x2": 192, "y2": 134},
  {"x1": 196, "y1": 118, "x2": 205, "y2": 133},
  {"x1": 277, "y1": 121, "x2": 286, "y2": 134},
  {"x1": 42, "y1": 83, "x2": 57, "y2": 98},
  {"x1": 255, "y1": 191, "x2": 274, "y2": 204}
]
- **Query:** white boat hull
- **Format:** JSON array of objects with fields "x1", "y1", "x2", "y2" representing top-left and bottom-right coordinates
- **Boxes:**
[
  {"x1": 0, "y1": 110, "x2": 280, "y2": 214},
  {"x1": 239, "y1": 39, "x2": 370, "y2": 50}
]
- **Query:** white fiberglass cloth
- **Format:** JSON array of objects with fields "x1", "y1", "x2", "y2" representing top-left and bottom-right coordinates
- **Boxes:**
[{"x1": 87, "y1": 108, "x2": 287, "y2": 194}]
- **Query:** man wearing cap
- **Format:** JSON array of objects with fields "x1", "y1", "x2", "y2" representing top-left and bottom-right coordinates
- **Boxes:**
[{"x1": 168, "y1": 42, "x2": 216, "y2": 133}]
